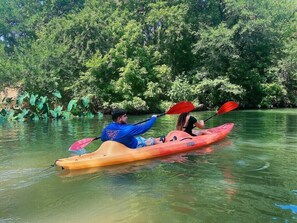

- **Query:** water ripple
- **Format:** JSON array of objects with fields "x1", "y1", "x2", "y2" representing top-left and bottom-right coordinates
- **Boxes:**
[{"x1": 0, "y1": 168, "x2": 55, "y2": 191}]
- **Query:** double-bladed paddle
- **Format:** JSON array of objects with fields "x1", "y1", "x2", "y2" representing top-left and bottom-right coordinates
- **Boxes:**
[
  {"x1": 204, "y1": 101, "x2": 239, "y2": 122},
  {"x1": 69, "y1": 101, "x2": 195, "y2": 151}
]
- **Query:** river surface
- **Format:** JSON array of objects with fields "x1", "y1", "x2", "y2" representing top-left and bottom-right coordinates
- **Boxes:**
[{"x1": 0, "y1": 109, "x2": 297, "y2": 223}]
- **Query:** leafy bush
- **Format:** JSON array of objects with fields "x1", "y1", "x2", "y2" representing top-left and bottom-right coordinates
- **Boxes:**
[
  {"x1": 193, "y1": 75, "x2": 244, "y2": 107},
  {"x1": 260, "y1": 83, "x2": 287, "y2": 108},
  {"x1": 168, "y1": 76, "x2": 196, "y2": 102},
  {"x1": 0, "y1": 91, "x2": 103, "y2": 122},
  {"x1": 111, "y1": 97, "x2": 149, "y2": 113}
]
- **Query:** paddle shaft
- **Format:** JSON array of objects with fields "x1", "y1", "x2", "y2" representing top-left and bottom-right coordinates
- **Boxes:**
[
  {"x1": 204, "y1": 113, "x2": 217, "y2": 122},
  {"x1": 134, "y1": 113, "x2": 165, "y2": 125},
  {"x1": 93, "y1": 113, "x2": 165, "y2": 141}
]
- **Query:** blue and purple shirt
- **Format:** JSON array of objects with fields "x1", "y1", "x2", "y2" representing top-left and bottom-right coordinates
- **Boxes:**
[{"x1": 101, "y1": 117, "x2": 157, "y2": 148}]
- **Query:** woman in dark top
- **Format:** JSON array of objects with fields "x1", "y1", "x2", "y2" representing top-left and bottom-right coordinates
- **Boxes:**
[{"x1": 176, "y1": 112, "x2": 209, "y2": 136}]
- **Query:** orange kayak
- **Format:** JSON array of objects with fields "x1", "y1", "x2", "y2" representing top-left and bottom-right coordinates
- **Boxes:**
[{"x1": 56, "y1": 123, "x2": 234, "y2": 170}]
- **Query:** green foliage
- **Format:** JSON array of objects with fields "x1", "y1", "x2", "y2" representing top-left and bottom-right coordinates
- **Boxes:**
[
  {"x1": 37, "y1": 96, "x2": 47, "y2": 110},
  {"x1": 1, "y1": 109, "x2": 15, "y2": 121},
  {"x1": 82, "y1": 96, "x2": 89, "y2": 108},
  {"x1": 0, "y1": 91, "x2": 103, "y2": 122},
  {"x1": 194, "y1": 74, "x2": 244, "y2": 107},
  {"x1": 97, "y1": 112, "x2": 103, "y2": 119},
  {"x1": 111, "y1": 97, "x2": 149, "y2": 113},
  {"x1": 49, "y1": 106, "x2": 63, "y2": 119},
  {"x1": 260, "y1": 83, "x2": 287, "y2": 108},
  {"x1": 17, "y1": 92, "x2": 29, "y2": 107},
  {"x1": 52, "y1": 91, "x2": 62, "y2": 99},
  {"x1": 275, "y1": 28, "x2": 297, "y2": 106},
  {"x1": 169, "y1": 76, "x2": 195, "y2": 102},
  {"x1": 67, "y1": 99, "x2": 77, "y2": 112},
  {"x1": 1, "y1": 0, "x2": 297, "y2": 111},
  {"x1": 30, "y1": 94, "x2": 38, "y2": 106}
]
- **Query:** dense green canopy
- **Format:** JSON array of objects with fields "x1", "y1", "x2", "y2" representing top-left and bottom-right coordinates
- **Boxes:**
[{"x1": 1, "y1": 0, "x2": 297, "y2": 112}]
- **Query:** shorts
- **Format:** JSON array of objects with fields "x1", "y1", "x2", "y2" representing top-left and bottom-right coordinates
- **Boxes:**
[{"x1": 136, "y1": 137, "x2": 155, "y2": 148}]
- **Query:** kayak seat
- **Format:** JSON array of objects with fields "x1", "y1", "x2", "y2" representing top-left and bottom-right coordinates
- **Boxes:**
[
  {"x1": 165, "y1": 130, "x2": 192, "y2": 142},
  {"x1": 94, "y1": 141, "x2": 131, "y2": 156}
]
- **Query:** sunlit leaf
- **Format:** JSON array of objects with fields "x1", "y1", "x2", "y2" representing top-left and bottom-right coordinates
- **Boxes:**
[
  {"x1": 37, "y1": 96, "x2": 47, "y2": 110},
  {"x1": 37, "y1": 103, "x2": 43, "y2": 110},
  {"x1": 86, "y1": 112, "x2": 94, "y2": 118},
  {"x1": 67, "y1": 99, "x2": 77, "y2": 112},
  {"x1": 62, "y1": 111, "x2": 72, "y2": 119},
  {"x1": 97, "y1": 112, "x2": 103, "y2": 119},
  {"x1": 17, "y1": 92, "x2": 29, "y2": 107},
  {"x1": 82, "y1": 96, "x2": 89, "y2": 108},
  {"x1": 30, "y1": 94, "x2": 38, "y2": 106},
  {"x1": 17, "y1": 113, "x2": 25, "y2": 122},
  {"x1": 32, "y1": 113, "x2": 39, "y2": 121},
  {"x1": 50, "y1": 106, "x2": 63, "y2": 119},
  {"x1": 4, "y1": 110, "x2": 16, "y2": 121},
  {"x1": 52, "y1": 90, "x2": 62, "y2": 99},
  {"x1": 22, "y1": 108, "x2": 29, "y2": 117},
  {"x1": 49, "y1": 110, "x2": 57, "y2": 118},
  {"x1": 55, "y1": 106, "x2": 63, "y2": 113}
]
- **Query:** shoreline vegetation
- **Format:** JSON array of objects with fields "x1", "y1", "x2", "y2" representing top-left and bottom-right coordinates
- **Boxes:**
[
  {"x1": 0, "y1": 86, "x2": 295, "y2": 122},
  {"x1": 1, "y1": 0, "x2": 297, "y2": 119}
]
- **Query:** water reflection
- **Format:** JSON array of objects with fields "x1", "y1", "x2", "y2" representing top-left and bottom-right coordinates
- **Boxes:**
[{"x1": 1, "y1": 109, "x2": 297, "y2": 222}]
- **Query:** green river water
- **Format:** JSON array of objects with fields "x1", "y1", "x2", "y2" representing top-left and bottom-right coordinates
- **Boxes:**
[{"x1": 0, "y1": 109, "x2": 297, "y2": 223}]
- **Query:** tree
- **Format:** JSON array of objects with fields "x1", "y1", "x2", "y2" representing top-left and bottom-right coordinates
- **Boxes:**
[{"x1": 1, "y1": 0, "x2": 297, "y2": 112}]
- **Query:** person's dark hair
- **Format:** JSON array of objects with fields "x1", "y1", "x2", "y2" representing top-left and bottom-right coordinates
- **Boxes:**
[
  {"x1": 111, "y1": 108, "x2": 127, "y2": 121},
  {"x1": 176, "y1": 112, "x2": 189, "y2": 130}
]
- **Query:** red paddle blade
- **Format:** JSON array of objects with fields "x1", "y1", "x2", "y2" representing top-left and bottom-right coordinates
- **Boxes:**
[
  {"x1": 217, "y1": 101, "x2": 239, "y2": 115},
  {"x1": 69, "y1": 138, "x2": 95, "y2": 151},
  {"x1": 166, "y1": 101, "x2": 195, "y2": 114}
]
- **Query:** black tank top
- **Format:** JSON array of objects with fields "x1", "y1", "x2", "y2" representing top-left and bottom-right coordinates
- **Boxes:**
[{"x1": 183, "y1": 116, "x2": 197, "y2": 136}]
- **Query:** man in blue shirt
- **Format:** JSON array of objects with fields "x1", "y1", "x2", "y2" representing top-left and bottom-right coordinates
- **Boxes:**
[{"x1": 101, "y1": 109, "x2": 162, "y2": 148}]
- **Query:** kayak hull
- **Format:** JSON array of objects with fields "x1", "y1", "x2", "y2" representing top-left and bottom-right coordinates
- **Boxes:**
[{"x1": 56, "y1": 123, "x2": 234, "y2": 170}]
